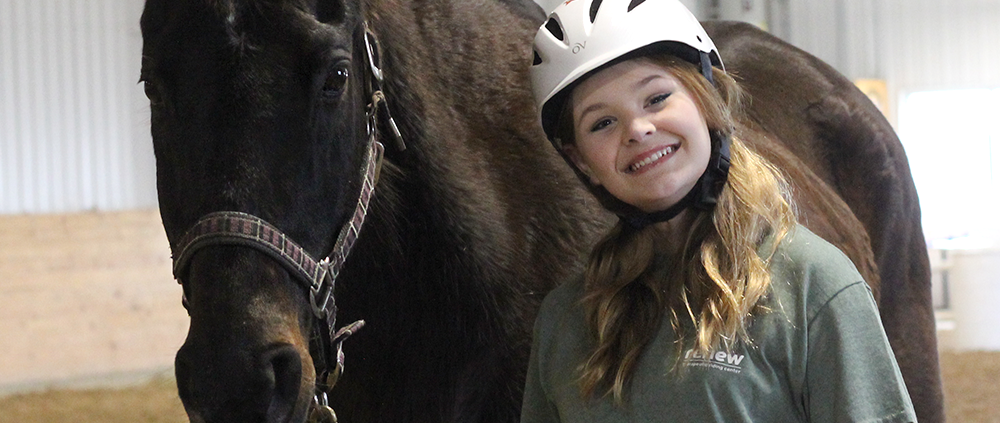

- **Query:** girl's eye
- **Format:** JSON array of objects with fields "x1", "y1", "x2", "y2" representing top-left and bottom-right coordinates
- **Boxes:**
[
  {"x1": 590, "y1": 118, "x2": 614, "y2": 132},
  {"x1": 647, "y1": 93, "x2": 671, "y2": 107}
]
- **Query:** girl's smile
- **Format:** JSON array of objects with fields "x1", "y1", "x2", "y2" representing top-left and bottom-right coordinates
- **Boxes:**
[{"x1": 626, "y1": 144, "x2": 679, "y2": 174}]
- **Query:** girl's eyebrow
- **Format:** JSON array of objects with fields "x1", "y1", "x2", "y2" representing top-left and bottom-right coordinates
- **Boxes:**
[
  {"x1": 635, "y1": 74, "x2": 665, "y2": 90},
  {"x1": 577, "y1": 102, "x2": 609, "y2": 125},
  {"x1": 575, "y1": 74, "x2": 669, "y2": 125}
]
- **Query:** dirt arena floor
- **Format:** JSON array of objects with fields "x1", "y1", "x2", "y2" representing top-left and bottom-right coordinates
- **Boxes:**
[{"x1": 0, "y1": 351, "x2": 997, "y2": 422}]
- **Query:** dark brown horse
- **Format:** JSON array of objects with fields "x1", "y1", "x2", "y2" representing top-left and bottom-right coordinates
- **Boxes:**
[{"x1": 139, "y1": 0, "x2": 942, "y2": 422}]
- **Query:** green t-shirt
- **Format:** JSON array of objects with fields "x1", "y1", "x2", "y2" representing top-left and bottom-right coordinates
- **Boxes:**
[{"x1": 521, "y1": 225, "x2": 916, "y2": 423}]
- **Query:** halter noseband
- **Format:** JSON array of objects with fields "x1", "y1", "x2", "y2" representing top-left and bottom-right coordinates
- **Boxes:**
[{"x1": 169, "y1": 22, "x2": 401, "y2": 423}]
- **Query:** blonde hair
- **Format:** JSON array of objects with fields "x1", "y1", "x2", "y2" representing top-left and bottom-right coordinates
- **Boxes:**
[{"x1": 561, "y1": 55, "x2": 797, "y2": 403}]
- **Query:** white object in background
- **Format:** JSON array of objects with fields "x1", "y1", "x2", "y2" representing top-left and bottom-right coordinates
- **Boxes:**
[
  {"x1": 947, "y1": 248, "x2": 1000, "y2": 351},
  {"x1": 898, "y1": 88, "x2": 1000, "y2": 247},
  {"x1": 928, "y1": 248, "x2": 956, "y2": 351}
]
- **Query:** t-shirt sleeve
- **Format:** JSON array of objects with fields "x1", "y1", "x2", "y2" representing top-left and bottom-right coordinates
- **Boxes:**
[
  {"x1": 804, "y1": 280, "x2": 917, "y2": 423},
  {"x1": 520, "y1": 292, "x2": 563, "y2": 423}
]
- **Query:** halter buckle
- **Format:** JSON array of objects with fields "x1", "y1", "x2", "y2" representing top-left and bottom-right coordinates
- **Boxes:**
[
  {"x1": 364, "y1": 23, "x2": 383, "y2": 83},
  {"x1": 310, "y1": 259, "x2": 334, "y2": 319},
  {"x1": 309, "y1": 392, "x2": 338, "y2": 423},
  {"x1": 368, "y1": 91, "x2": 406, "y2": 151}
]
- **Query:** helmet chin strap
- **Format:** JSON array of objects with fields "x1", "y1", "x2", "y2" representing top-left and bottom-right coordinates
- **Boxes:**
[
  {"x1": 619, "y1": 131, "x2": 731, "y2": 230},
  {"x1": 619, "y1": 185, "x2": 699, "y2": 230},
  {"x1": 700, "y1": 51, "x2": 715, "y2": 85}
]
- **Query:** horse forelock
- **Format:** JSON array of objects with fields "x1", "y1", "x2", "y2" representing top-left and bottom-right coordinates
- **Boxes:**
[{"x1": 202, "y1": 0, "x2": 333, "y2": 51}]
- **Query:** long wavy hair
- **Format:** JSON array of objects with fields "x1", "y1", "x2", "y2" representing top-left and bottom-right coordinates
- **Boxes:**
[{"x1": 555, "y1": 54, "x2": 797, "y2": 404}]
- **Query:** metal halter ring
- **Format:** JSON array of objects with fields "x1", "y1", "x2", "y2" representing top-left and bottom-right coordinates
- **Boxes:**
[{"x1": 364, "y1": 23, "x2": 383, "y2": 83}]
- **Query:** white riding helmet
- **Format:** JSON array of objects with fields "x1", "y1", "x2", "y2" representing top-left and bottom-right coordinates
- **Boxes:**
[{"x1": 530, "y1": 0, "x2": 723, "y2": 141}]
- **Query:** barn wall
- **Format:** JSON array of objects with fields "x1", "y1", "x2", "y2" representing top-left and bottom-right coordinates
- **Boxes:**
[
  {"x1": 711, "y1": 0, "x2": 1000, "y2": 121},
  {"x1": 773, "y1": 0, "x2": 1000, "y2": 115},
  {"x1": 881, "y1": 0, "x2": 1000, "y2": 92},
  {"x1": 0, "y1": 210, "x2": 187, "y2": 393},
  {"x1": 0, "y1": 0, "x2": 154, "y2": 215}
]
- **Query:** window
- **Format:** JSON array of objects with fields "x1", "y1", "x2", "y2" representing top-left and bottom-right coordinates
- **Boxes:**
[{"x1": 897, "y1": 88, "x2": 1000, "y2": 249}]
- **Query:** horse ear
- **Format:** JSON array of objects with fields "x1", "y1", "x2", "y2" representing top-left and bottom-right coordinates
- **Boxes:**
[{"x1": 315, "y1": 0, "x2": 346, "y2": 24}]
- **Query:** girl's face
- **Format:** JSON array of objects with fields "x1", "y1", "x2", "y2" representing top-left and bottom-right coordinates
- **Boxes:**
[{"x1": 564, "y1": 58, "x2": 711, "y2": 213}]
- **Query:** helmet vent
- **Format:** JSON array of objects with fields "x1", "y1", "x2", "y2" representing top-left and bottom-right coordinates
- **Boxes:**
[
  {"x1": 533, "y1": 50, "x2": 543, "y2": 66},
  {"x1": 626, "y1": 0, "x2": 645, "y2": 12},
  {"x1": 544, "y1": 18, "x2": 564, "y2": 41},
  {"x1": 589, "y1": 0, "x2": 603, "y2": 23}
]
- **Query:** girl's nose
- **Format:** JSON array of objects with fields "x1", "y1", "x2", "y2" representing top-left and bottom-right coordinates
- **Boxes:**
[{"x1": 626, "y1": 117, "x2": 656, "y2": 144}]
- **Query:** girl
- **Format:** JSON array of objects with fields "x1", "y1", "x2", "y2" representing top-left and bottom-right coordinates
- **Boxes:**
[{"x1": 521, "y1": 0, "x2": 917, "y2": 421}]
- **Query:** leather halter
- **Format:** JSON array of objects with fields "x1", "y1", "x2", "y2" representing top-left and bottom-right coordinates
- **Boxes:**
[{"x1": 169, "y1": 22, "x2": 401, "y2": 423}]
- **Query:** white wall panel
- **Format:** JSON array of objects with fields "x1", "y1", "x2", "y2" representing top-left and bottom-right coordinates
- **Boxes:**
[
  {"x1": 781, "y1": 0, "x2": 880, "y2": 80},
  {"x1": 778, "y1": 0, "x2": 1000, "y2": 92},
  {"x1": 0, "y1": 0, "x2": 155, "y2": 214},
  {"x1": 788, "y1": 0, "x2": 839, "y2": 69},
  {"x1": 759, "y1": 0, "x2": 1000, "y2": 131},
  {"x1": 882, "y1": 0, "x2": 1000, "y2": 92}
]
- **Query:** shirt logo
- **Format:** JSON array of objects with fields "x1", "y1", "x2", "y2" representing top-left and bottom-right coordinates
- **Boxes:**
[{"x1": 683, "y1": 349, "x2": 746, "y2": 374}]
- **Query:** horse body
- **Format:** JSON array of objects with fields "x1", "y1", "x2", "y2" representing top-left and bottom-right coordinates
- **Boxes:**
[
  {"x1": 140, "y1": 1, "x2": 941, "y2": 422},
  {"x1": 704, "y1": 22, "x2": 942, "y2": 421}
]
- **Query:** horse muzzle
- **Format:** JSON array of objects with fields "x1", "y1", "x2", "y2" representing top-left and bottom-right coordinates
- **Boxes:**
[{"x1": 173, "y1": 247, "x2": 317, "y2": 423}]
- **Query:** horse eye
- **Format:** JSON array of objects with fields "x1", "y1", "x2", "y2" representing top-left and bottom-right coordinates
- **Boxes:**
[{"x1": 322, "y1": 66, "x2": 349, "y2": 99}]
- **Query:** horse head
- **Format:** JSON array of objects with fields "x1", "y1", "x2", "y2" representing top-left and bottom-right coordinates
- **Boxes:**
[{"x1": 140, "y1": 0, "x2": 376, "y2": 421}]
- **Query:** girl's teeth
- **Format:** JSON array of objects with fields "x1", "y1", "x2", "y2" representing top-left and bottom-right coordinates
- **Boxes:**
[{"x1": 630, "y1": 146, "x2": 675, "y2": 172}]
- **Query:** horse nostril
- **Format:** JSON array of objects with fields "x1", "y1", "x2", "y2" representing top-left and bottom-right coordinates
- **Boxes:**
[{"x1": 262, "y1": 344, "x2": 304, "y2": 421}]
